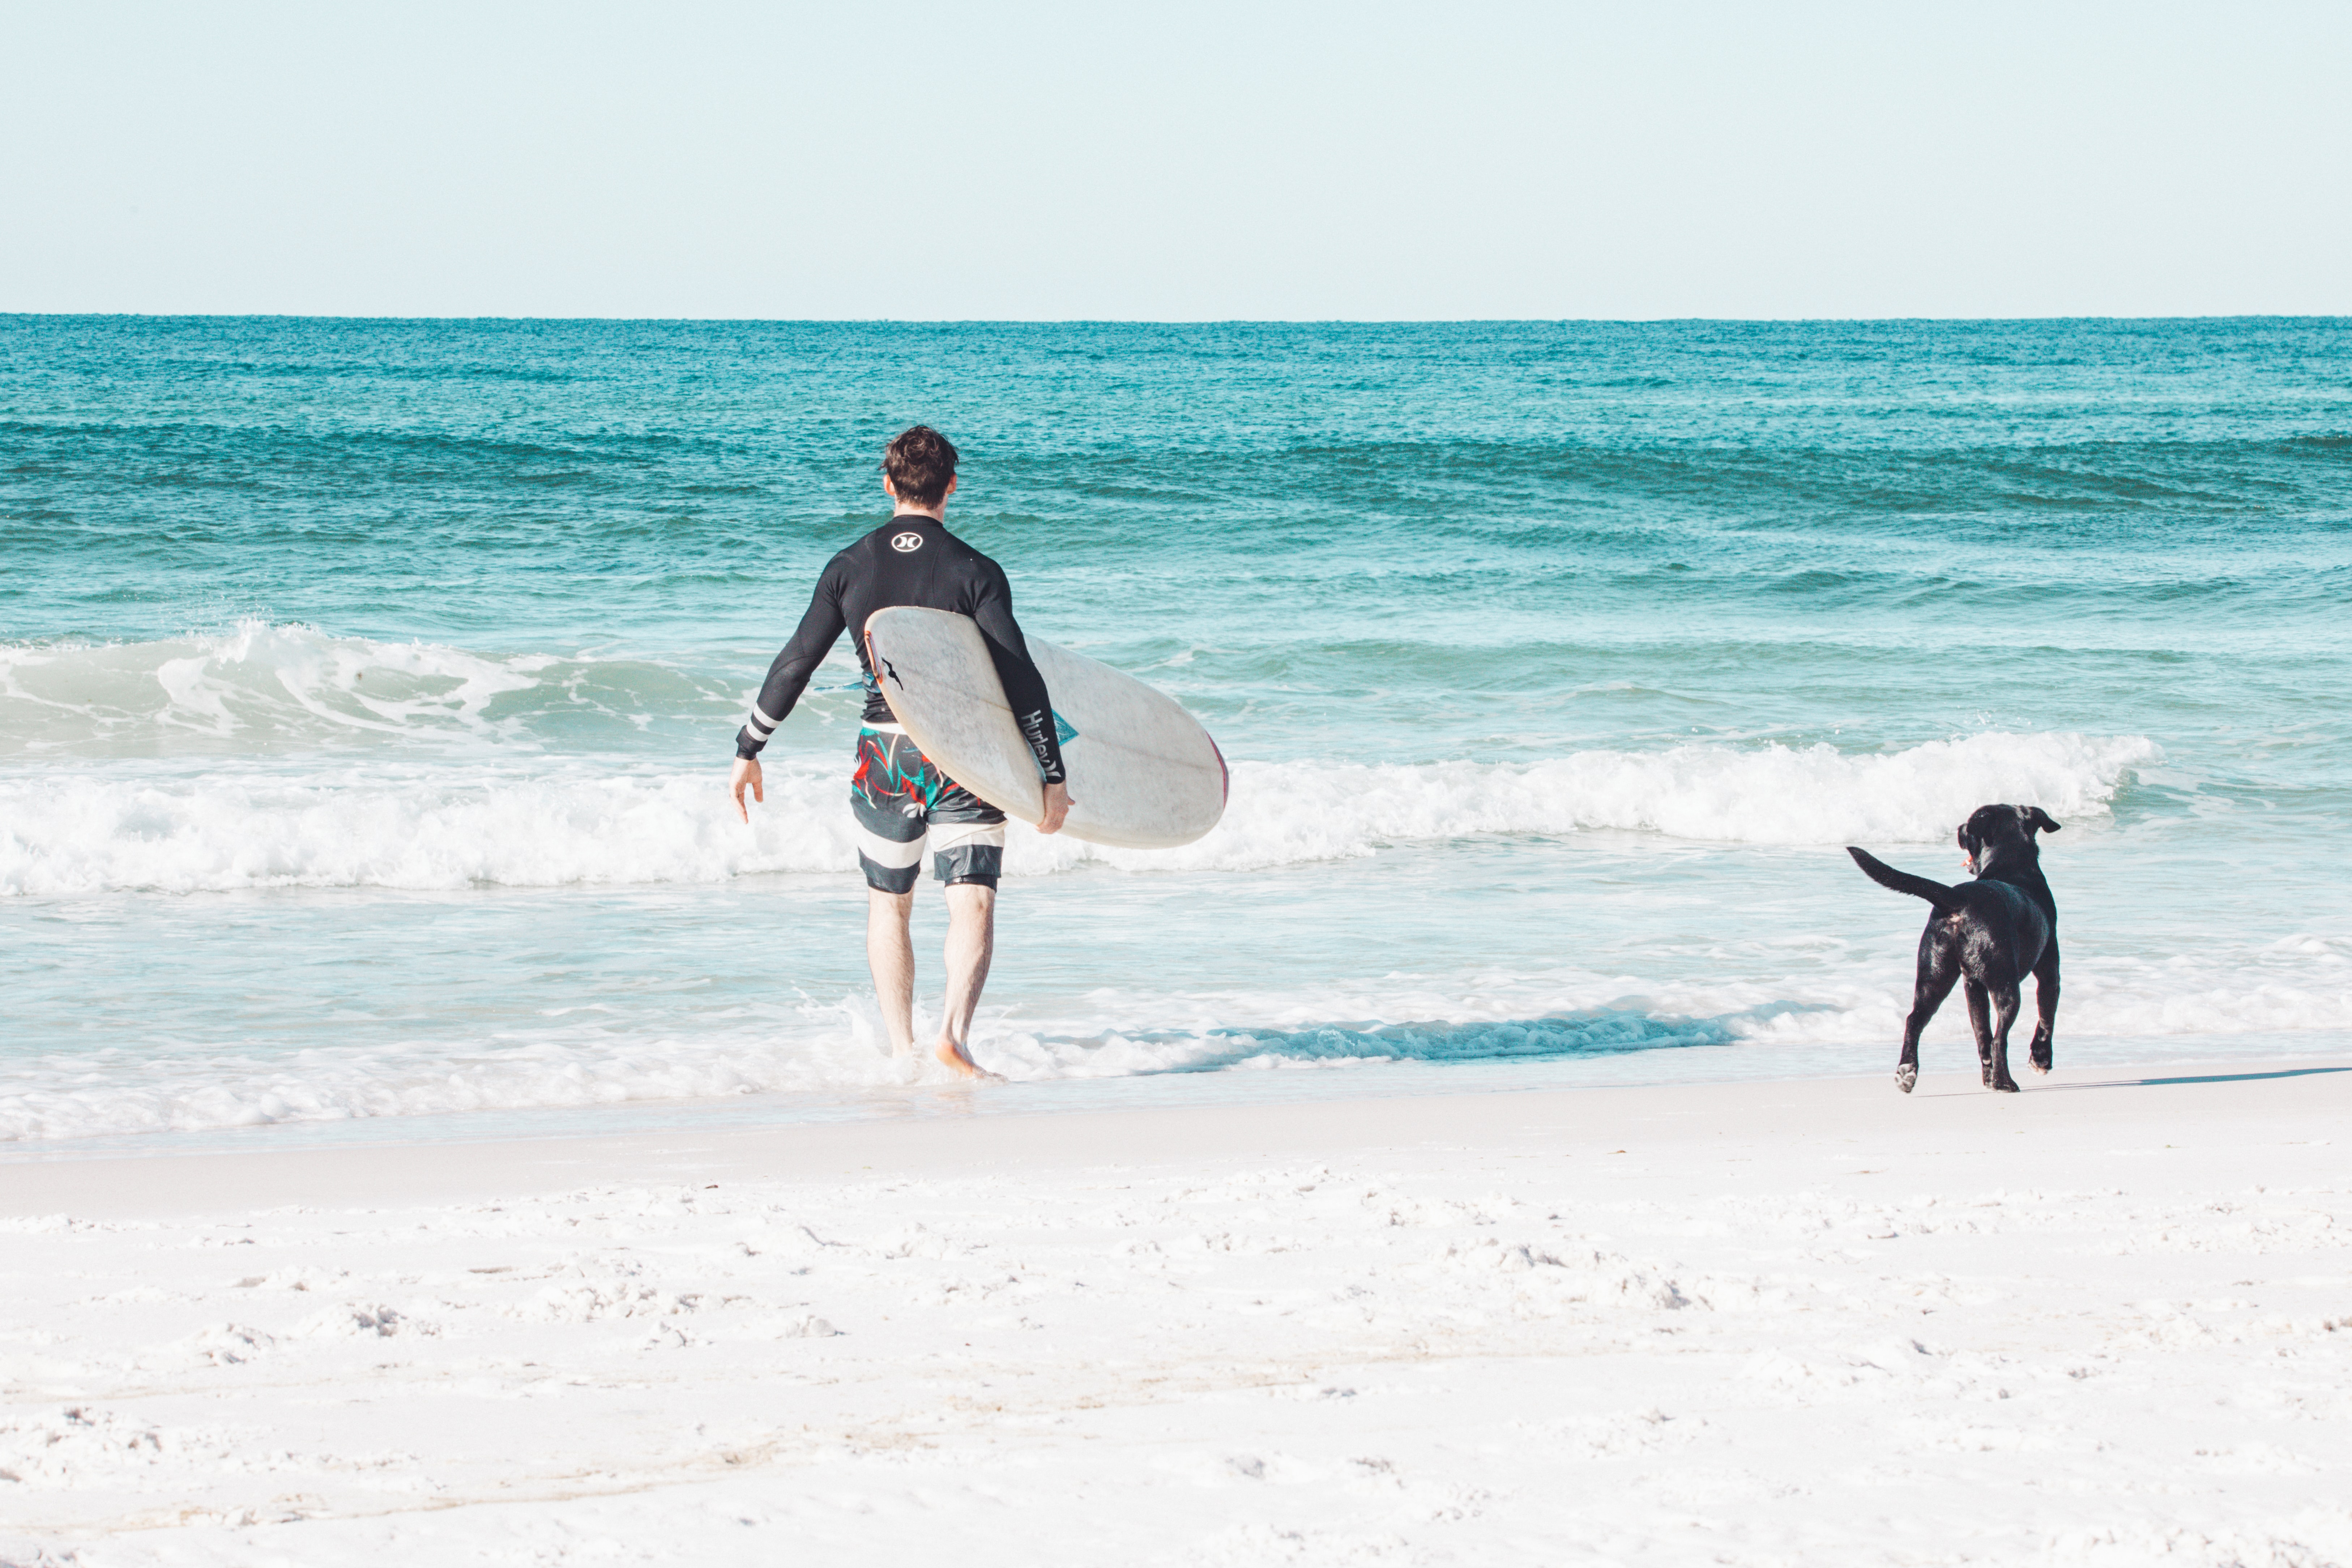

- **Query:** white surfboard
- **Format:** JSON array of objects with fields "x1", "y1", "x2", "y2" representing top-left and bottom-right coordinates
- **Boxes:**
[{"x1": 862, "y1": 607, "x2": 1228, "y2": 850}]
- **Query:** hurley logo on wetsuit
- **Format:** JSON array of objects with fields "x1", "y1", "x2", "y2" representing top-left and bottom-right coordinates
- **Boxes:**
[{"x1": 890, "y1": 531, "x2": 924, "y2": 552}]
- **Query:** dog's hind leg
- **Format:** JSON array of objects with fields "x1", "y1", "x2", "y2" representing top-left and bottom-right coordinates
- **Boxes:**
[
  {"x1": 1897, "y1": 940, "x2": 1960, "y2": 1095},
  {"x1": 2029, "y1": 939, "x2": 2060, "y2": 1074},
  {"x1": 1987, "y1": 981, "x2": 2024, "y2": 1093},
  {"x1": 1964, "y1": 981, "x2": 1994, "y2": 1088}
]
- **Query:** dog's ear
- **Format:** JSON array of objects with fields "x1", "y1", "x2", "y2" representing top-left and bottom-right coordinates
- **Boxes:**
[
  {"x1": 1956, "y1": 824, "x2": 1974, "y2": 853},
  {"x1": 2023, "y1": 806, "x2": 2061, "y2": 834}
]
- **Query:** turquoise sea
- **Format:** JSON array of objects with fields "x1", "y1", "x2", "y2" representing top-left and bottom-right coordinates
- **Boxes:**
[{"x1": 3, "y1": 317, "x2": 2348, "y2": 1148}]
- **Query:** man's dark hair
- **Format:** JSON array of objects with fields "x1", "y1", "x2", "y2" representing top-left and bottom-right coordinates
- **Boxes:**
[{"x1": 881, "y1": 426, "x2": 959, "y2": 508}]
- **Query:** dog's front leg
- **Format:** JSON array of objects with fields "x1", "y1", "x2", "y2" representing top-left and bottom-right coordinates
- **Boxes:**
[
  {"x1": 1963, "y1": 980, "x2": 1994, "y2": 1088},
  {"x1": 2029, "y1": 940, "x2": 2060, "y2": 1074}
]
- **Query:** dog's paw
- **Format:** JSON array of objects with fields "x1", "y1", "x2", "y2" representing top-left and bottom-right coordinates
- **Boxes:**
[
  {"x1": 1992, "y1": 1076, "x2": 2020, "y2": 1094},
  {"x1": 1895, "y1": 1063, "x2": 1917, "y2": 1094},
  {"x1": 2032, "y1": 1058, "x2": 2051, "y2": 1074}
]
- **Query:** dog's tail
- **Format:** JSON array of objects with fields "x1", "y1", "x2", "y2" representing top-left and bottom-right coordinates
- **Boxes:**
[{"x1": 1847, "y1": 846, "x2": 1965, "y2": 911}]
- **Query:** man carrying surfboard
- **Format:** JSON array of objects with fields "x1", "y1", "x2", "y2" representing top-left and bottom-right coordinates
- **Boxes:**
[{"x1": 729, "y1": 426, "x2": 1071, "y2": 1079}]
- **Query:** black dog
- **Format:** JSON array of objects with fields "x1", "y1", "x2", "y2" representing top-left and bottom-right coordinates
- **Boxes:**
[{"x1": 1848, "y1": 804, "x2": 2061, "y2": 1094}]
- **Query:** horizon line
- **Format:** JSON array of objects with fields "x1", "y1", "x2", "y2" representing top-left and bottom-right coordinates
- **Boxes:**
[{"x1": 5, "y1": 310, "x2": 2350, "y2": 328}]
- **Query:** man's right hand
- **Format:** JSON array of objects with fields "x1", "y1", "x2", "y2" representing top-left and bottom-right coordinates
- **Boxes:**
[
  {"x1": 1038, "y1": 780, "x2": 1072, "y2": 835},
  {"x1": 731, "y1": 756, "x2": 764, "y2": 823}
]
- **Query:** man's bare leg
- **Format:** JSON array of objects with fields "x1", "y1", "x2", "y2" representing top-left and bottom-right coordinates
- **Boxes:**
[
  {"x1": 935, "y1": 881, "x2": 997, "y2": 1078},
  {"x1": 866, "y1": 889, "x2": 917, "y2": 1056}
]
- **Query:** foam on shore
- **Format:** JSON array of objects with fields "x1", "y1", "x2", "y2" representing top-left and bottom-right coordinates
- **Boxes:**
[{"x1": 5, "y1": 937, "x2": 2344, "y2": 1142}]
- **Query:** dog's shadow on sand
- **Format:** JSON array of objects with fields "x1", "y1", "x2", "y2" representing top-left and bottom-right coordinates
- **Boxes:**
[
  {"x1": 2040, "y1": 1064, "x2": 2352, "y2": 1091},
  {"x1": 1916, "y1": 1064, "x2": 2352, "y2": 1097}
]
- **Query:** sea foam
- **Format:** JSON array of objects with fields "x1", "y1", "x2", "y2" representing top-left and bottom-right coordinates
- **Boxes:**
[
  {"x1": 4, "y1": 935, "x2": 2343, "y2": 1142},
  {"x1": 0, "y1": 730, "x2": 2154, "y2": 896}
]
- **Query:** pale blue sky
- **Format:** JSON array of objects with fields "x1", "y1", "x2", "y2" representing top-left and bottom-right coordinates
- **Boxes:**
[{"x1": 4, "y1": 1, "x2": 2346, "y2": 319}]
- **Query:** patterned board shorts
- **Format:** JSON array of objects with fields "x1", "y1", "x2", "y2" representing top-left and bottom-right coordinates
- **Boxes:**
[{"x1": 850, "y1": 726, "x2": 1008, "y2": 894}]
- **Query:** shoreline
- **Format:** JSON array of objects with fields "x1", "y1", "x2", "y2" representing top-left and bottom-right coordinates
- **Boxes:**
[
  {"x1": 8, "y1": 1053, "x2": 2346, "y2": 1218},
  {"x1": 8, "y1": 1022, "x2": 2348, "y2": 1172}
]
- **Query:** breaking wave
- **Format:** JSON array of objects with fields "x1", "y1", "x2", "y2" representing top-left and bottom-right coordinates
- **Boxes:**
[
  {"x1": 0, "y1": 620, "x2": 763, "y2": 759},
  {"x1": 0, "y1": 731, "x2": 2154, "y2": 896}
]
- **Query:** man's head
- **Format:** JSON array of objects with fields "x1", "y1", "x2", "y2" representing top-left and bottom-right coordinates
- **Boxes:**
[{"x1": 881, "y1": 425, "x2": 959, "y2": 511}]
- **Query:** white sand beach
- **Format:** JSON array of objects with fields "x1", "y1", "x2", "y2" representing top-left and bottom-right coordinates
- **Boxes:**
[{"x1": 4, "y1": 1061, "x2": 2349, "y2": 1566}]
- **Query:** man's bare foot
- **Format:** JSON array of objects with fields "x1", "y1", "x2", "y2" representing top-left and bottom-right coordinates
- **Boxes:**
[{"x1": 934, "y1": 1039, "x2": 999, "y2": 1081}]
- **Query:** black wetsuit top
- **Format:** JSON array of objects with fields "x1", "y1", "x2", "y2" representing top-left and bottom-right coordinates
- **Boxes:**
[{"x1": 734, "y1": 516, "x2": 1067, "y2": 784}]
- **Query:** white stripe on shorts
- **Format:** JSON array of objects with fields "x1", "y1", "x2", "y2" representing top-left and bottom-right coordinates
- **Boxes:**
[
  {"x1": 927, "y1": 821, "x2": 1008, "y2": 854},
  {"x1": 855, "y1": 826, "x2": 927, "y2": 870}
]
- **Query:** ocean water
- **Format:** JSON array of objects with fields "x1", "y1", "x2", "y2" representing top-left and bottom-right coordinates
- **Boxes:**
[{"x1": 3, "y1": 316, "x2": 2348, "y2": 1149}]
